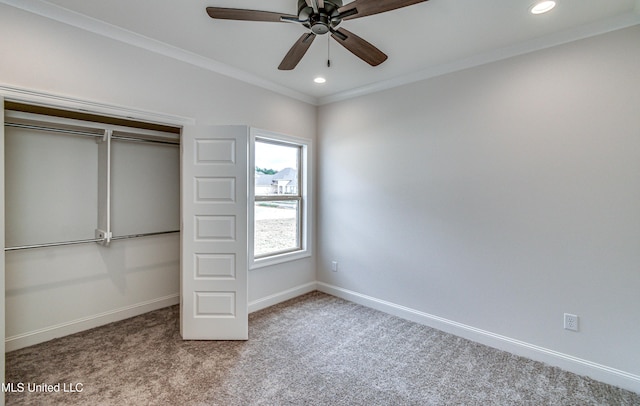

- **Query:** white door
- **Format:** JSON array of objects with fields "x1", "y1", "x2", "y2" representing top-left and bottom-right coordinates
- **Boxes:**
[{"x1": 181, "y1": 125, "x2": 248, "y2": 340}]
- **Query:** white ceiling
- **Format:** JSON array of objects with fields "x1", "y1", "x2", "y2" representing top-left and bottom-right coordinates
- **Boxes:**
[{"x1": 4, "y1": 0, "x2": 640, "y2": 104}]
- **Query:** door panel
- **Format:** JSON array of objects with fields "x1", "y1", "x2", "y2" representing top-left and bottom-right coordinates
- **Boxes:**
[{"x1": 181, "y1": 125, "x2": 248, "y2": 340}]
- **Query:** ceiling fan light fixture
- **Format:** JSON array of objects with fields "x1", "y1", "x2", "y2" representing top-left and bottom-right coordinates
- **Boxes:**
[
  {"x1": 314, "y1": 76, "x2": 327, "y2": 84},
  {"x1": 530, "y1": 1, "x2": 557, "y2": 15}
]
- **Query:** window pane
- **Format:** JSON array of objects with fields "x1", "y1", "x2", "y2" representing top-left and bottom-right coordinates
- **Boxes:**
[
  {"x1": 255, "y1": 141, "x2": 299, "y2": 197},
  {"x1": 254, "y1": 201, "x2": 300, "y2": 257}
]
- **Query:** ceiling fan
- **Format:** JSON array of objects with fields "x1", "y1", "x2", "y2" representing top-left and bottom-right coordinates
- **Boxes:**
[{"x1": 206, "y1": 0, "x2": 428, "y2": 70}]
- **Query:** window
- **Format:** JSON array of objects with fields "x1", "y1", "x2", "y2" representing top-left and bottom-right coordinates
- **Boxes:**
[{"x1": 250, "y1": 130, "x2": 311, "y2": 268}]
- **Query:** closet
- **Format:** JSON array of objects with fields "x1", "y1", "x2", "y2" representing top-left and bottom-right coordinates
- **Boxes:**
[
  {"x1": 3, "y1": 102, "x2": 181, "y2": 350},
  {"x1": 4, "y1": 102, "x2": 180, "y2": 250}
]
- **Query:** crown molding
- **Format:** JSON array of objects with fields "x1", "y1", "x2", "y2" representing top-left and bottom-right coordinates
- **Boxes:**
[
  {"x1": 318, "y1": 11, "x2": 640, "y2": 105},
  {"x1": 2, "y1": 0, "x2": 638, "y2": 107},
  {"x1": 0, "y1": 0, "x2": 319, "y2": 106}
]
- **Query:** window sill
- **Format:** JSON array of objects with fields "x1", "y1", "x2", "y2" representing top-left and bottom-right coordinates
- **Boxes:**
[{"x1": 250, "y1": 249, "x2": 311, "y2": 270}]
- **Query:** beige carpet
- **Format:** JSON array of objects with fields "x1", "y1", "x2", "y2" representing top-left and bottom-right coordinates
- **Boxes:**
[{"x1": 6, "y1": 292, "x2": 640, "y2": 405}]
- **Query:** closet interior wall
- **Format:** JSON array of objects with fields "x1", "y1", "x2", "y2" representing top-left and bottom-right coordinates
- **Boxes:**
[{"x1": 4, "y1": 104, "x2": 182, "y2": 351}]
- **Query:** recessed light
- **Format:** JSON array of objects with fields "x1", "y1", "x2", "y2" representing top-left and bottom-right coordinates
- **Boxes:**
[
  {"x1": 530, "y1": 0, "x2": 556, "y2": 14},
  {"x1": 314, "y1": 77, "x2": 326, "y2": 84}
]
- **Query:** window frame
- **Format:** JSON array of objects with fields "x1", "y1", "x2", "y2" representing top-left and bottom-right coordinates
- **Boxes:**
[{"x1": 249, "y1": 128, "x2": 312, "y2": 269}]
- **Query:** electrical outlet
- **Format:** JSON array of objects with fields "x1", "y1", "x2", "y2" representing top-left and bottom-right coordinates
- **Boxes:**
[
  {"x1": 331, "y1": 261, "x2": 338, "y2": 272},
  {"x1": 564, "y1": 313, "x2": 579, "y2": 332}
]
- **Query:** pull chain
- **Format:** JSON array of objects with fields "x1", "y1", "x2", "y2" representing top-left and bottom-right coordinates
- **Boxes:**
[{"x1": 327, "y1": 35, "x2": 331, "y2": 68}]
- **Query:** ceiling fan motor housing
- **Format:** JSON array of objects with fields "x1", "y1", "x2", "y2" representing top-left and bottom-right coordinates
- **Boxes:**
[{"x1": 297, "y1": 0, "x2": 344, "y2": 35}]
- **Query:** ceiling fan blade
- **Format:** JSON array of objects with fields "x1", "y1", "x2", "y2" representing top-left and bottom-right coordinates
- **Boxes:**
[
  {"x1": 330, "y1": 28, "x2": 388, "y2": 66},
  {"x1": 337, "y1": 0, "x2": 428, "y2": 20},
  {"x1": 278, "y1": 33, "x2": 317, "y2": 70},
  {"x1": 206, "y1": 7, "x2": 297, "y2": 23}
]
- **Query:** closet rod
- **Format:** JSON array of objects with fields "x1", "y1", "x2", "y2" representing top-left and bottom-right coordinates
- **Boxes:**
[
  {"x1": 4, "y1": 237, "x2": 106, "y2": 251},
  {"x1": 111, "y1": 135, "x2": 179, "y2": 146},
  {"x1": 5, "y1": 122, "x2": 180, "y2": 146},
  {"x1": 5, "y1": 122, "x2": 103, "y2": 139},
  {"x1": 111, "y1": 230, "x2": 179, "y2": 241},
  {"x1": 4, "y1": 230, "x2": 179, "y2": 252}
]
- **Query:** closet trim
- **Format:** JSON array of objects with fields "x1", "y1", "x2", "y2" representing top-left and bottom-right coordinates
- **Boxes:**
[{"x1": 0, "y1": 84, "x2": 195, "y2": 129}]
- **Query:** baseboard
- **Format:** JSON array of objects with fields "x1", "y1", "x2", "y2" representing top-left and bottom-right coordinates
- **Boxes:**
[
  {"x1": 5, "y1": 294, "x2": 180, "y2": 352},
  {"x1": 248, "y1": 282, "x2": 317, "y2": 313},
  {"x1": 317, "y1": 282, "x2": 640, "y2": 395},
  {"x1": 6, "y1": 282, "x2": 318, "y2": 351}
]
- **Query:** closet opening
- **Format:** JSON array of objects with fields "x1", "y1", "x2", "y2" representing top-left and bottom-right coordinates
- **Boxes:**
[
  {"x1": 4, "y1": 102, "x2": 181, "y2": 252},
  {"x1": 3, "y1": 99, "x2": 183, "y2": 351}
]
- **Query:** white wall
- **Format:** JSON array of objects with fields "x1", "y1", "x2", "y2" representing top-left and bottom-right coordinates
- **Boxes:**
[
  {"x1": 317, "y1": 25, "x2": 640, "y2": 392},
  {"x1": 0, "y1": 4, "x2": 316, "y2": 350}
]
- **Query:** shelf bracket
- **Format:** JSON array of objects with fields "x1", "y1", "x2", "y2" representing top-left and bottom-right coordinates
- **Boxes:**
[{"x1": 96, "y1": 129, "x2": 112, "y2": 246}]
